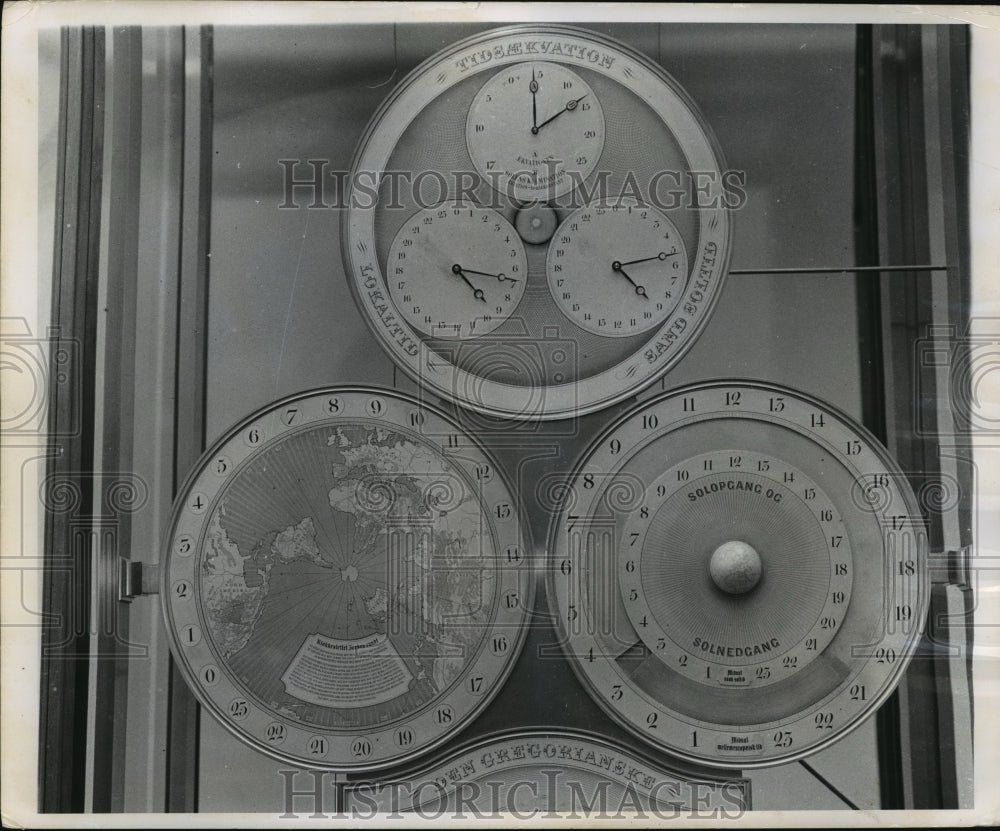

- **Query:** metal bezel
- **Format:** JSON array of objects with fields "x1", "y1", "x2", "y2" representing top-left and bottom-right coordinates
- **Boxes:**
[{"x1": 341, "y1": 24, "x2": 733, "y2": 420}]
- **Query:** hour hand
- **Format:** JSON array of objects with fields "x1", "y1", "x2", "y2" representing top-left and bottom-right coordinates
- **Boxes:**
[
  {"x1": 530, "y1": 67, "x2": 539, "y2": 132},
  {"x1": 451, "y1": 264, "x2": 487, "y2": 302},
  {"x1": 611, "y1": 261, "x2": 648, "y2": 299}
]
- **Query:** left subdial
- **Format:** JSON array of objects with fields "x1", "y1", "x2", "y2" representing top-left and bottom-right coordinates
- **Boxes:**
[{"x1": 388, "y1": 203, "x2": 528, "y2": 339}]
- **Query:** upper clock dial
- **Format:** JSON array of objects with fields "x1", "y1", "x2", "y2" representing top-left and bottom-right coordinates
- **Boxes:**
[
  {"x1": 466, "y1": 61, "x2": 606, "y2": 201},
  {"x1": 344, "y1": 25, "x2": 732, "y2": 420}
]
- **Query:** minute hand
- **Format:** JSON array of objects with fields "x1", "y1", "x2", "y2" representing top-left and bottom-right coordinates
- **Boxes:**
[
  {"x1": 460, "y1": 267, "x2": 518, "y2": 284},
  {"x1": 532, "y1": 94, "x2": 588, "y2": 134},
  {"x1": 616, "y1": 251, "x2": 677, "y2": 268}
]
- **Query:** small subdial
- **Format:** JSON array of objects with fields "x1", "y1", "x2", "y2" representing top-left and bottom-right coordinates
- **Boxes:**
[
  {"x1": 547, "y1": 200, "x2": 688, "y2": 337},
  {"x1": 467, "y1": 62, "x2": 605, "y2": 201},
  {"x1": 388, "y1": 203, "x2": 528, "y2": 339},
  {"x1": 618, "y1": 450, "x2": 852, "y2": 691}
]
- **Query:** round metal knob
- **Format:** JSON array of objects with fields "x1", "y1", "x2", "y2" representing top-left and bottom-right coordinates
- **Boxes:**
[
  {"x1": 514, "y1": 204, "x2": 558, "y2": 244},
  {"x1": 709, "y1": 540, "x2": 762, "y2": 595}
]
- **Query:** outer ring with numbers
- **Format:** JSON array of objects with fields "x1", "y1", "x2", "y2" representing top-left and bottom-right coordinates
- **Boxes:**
[
  {"x1": 547, "y1": 381, "x2": 928, "y2": 767},
  {"x1": 161, "y1": 386, "x2": 533, "y2": 771}
]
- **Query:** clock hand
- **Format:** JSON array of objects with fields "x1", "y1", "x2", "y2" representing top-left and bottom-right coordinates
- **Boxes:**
[
  {"x1": 451, "y1": 264, "x2": 487, "y2": 302},
  {"x1": 459, "y1": 267, "x2": 519, "y2": 285},
  {"x1": 616, "y1": 251, "x2": 678, "y2": 268},
  {"x1": 530, "y1": 67, "x2": 539, "y2": 133},
  {"x1": 611, "y1": 261, "x2": 648, "y2": 299},
  {"x1": 531, "y1": 93, "x2": 588, "y2": 135}
]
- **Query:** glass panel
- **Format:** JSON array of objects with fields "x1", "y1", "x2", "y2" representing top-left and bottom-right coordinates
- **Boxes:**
[{"x1": 200, "y1": 22, "x2": 865, "y2": 812}]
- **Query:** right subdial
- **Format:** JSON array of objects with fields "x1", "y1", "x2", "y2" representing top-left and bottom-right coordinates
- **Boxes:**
[{"x1": 546, "y1": 199, "x2": 689, "y2": 338}]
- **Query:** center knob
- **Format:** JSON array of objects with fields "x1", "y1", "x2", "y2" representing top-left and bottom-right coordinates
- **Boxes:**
[
  {"x1": 341, "y1": 564, "x2": 359, "y2": 583},
  {"x1": 709, "y1": 540, "x2": 762, "y2": 595},
  {"x1": 514, "y1": 204, "x2": 558, "y2": 244}
]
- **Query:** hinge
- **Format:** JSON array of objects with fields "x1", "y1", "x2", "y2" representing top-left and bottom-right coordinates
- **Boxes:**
[
  {"x1": 118, "y1": 558, "x2": 160, "y2": 601},
  {"x1": 929, "y1": 547, "x2": 971, "y2": 586}
]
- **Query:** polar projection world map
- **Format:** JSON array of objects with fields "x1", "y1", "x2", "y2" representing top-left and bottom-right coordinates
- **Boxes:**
[
  {"x1": 163, "y1": 388, "x2": 534, "y2": 771},
  {"x1": 199, "y1": 421, "x2": 495, "y2": 729},
  {"x1": 165, "y1": 390, "x2": 530, "y2": 767}
]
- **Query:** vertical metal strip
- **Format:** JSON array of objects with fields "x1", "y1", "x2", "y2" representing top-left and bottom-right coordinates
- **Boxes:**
[
  {"x1": 921, "y1": 25, "x2": 973, "y2": 810},
  {"x1": 866, "y1": 23, "x2": 972, "y2": 810},
  {"x1": 945, "y1": 29, "x2": 975, "y2": 778},
  {"x1": 928, "y1": 584, "x2": 958, "y2": 806},
  {"x1": 166, "y1": 24, "x2": 214, "y2": 812},
  {"x1": 878, "y1": 24, "x2": 936, "y2": 811},
  {"x1": 38, "y1": 25, "x2": 105, "y2": 812},
  {"x1": 88, "y1": 22, "x2": 144, "y2": 813},
  {"x1": 110, "y1": 25, "x2": 145, "y2": 811},
  {"x1": 855, "y1": 24, "x2": 905, "y2": 811},
  {"x1": 120, "y1": 19, "x2": 178, "y2": 808},
  {"x1": 921, "y1": 28, "x2": 963, "y2": 552},
  {"x1": 132, "y1": 24, "x2": 189, "y2": 812},
  {"x1": 892, "y1": 24, "x2": 948, "y2": 811},
  {"x1": 853, "y1": 25, "x2": 886, "y2": 445},
  {"x1": 79, "y1": 22, "x2": 108, "y2": 811},
  {"x1": 38, "y1": 25, "x2": 77, "y2": 813},
  {"x1": 174, "y1": 30, "x2": 212, "y2": 453}
]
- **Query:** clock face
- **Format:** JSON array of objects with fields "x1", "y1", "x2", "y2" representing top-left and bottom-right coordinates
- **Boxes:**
[
  {"x1": 466, "y1": 61, "x2": 606, "y2": 201},
  {"x1": 343, "y1": 25, "x2": 731, "y2": 420},
  {"x1": 162, "y1": 387, "x2": 533, "y2": 771},
  {"x1": 547, "y1": 382, "x2": 928, "y2": 767},
  {"x1": 547, "y1": 198, "x2": 688, "y2": 337},
  {"x1": 387, "y1": 203, "x2": 528, "y2": 338}
]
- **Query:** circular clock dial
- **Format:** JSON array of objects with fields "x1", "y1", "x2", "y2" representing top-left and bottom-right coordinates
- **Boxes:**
[
  {"x1": 162, "y1": 387, "x2": 533, "y2": 771},
  {"x1": 466, "y1": 61, "x2": 606, "y2": 201},
  {"x1": 547, "y1": 382, "x2": 928, "y2": 767},
  {"x1": 547, "y1": 199, "x2": 688, "y2": 337},
  {"x1": 388, "y1": 203, "x2": 528, "y2": 338},
  {"x1": 617, "y1": 449, "x2": 852, "y2": 690},
  {"x1": 344, "y1": 25, "x2": 731, "y2": 419}
]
